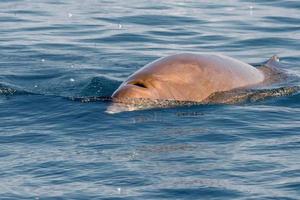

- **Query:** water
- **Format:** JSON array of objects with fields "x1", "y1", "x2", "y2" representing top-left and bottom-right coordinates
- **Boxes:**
[{"x1": 0, "y1": 0, "x2": 300, "y2": 199}]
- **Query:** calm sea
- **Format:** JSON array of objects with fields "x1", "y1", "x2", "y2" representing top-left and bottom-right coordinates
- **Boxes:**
[{"x1": 0, "y1": 0, "x2": 300, "y2": 199}]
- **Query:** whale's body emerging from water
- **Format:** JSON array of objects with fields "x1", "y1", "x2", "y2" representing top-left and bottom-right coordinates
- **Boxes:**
[
  {"x1": 106, "y1": 53, "x2": 299, "y2": 113},
  {"x1": 111, "y1": 53, "x2": 280, "y2": 103}
]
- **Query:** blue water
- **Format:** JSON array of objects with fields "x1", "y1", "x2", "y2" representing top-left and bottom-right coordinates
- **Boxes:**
[{"x1": 0, "y1": 0, "x2": 300, "y2": 199}]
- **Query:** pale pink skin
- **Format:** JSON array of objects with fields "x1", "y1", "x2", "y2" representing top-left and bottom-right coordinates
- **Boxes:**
[{"x1": 112, "y1": 53, "x2": 265, "y2": 103}]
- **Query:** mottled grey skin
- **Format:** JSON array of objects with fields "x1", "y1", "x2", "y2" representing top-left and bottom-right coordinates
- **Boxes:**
[{"x1": 112, "y1": 53, "x2": 269, "y2": 103}]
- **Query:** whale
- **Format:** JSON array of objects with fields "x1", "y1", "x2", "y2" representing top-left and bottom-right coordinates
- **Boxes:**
[
  {"x1": 104, "y1": 53, "x2": 300, "y2": 113},
  {"x1": 111, "y1": 53, "x2": 282, "y2": 103}
]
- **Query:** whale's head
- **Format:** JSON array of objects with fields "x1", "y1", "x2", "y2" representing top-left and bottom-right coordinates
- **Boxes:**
[
  {"x1": 111, "y1": 54, "x2": 207, "y2": 104},
  {"x1": 112, "y1": 77, "x2": 160, "y2": 101},
  {"x1": 108, "y1": 53, "x2": 267, "y2": 113}
]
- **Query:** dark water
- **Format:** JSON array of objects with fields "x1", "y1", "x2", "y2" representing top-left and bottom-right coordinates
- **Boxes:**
[{"x1": 1, "y1": 0, "x2": 300, "y2": 199}]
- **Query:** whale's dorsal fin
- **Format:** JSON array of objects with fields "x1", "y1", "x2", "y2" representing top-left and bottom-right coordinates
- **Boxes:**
[
  {"x1": 265, "y1": 55, "x2": 280, "y2": 68},
  {"x1": 259, "y1": 55, "x2": 287, "y2": 85}
]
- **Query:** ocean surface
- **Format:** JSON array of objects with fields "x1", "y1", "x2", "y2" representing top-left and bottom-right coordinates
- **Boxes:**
[{"x1": 0, "y1": 0, "x2": 300, "y2": 199}]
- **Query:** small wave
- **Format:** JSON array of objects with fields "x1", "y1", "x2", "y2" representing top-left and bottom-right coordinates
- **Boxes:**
[
  {"x1": 107, "y1": 86, "x2": 300, "y2": 113},
  {"x1": 95, "y1": 14, "x2": 202, "y2": 26},
  {"x1": 204, "y1": 86, "x2": 300, "y2": 104},
  {"x1": 69, "y1": 96, "x2": 112, "y2": 103},
  {"x1": 0, "y1": 84, "x2": 33, "y2": 96},
  {"x1": 79, "y1": 76, "x2": 121, "y2": 97}
]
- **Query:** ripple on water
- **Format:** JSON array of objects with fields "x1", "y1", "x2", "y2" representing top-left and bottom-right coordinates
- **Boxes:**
[{"x1": 0, "y1": 0, "x2": 300, "y2": 199}]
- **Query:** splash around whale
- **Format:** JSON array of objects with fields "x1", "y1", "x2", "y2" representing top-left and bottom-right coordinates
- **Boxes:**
[{"x1": 106, "y1": 53, "x2": 298, "y2": 113}]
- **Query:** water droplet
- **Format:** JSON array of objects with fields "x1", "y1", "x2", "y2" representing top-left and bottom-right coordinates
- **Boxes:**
[
  {"x1": 34, "y1": 85, "x2": 38, "y2": 88},
  {"x1": 41, "y1": 59, "x2": 45, "y2": 62},
  {"x1": 117, "y1": 187, "x2": 121, "y2": 193},
  {"x1": 249, "y1": 5, "x2": 254, "y2": 15},
  {"x1": 273, "y1": 55, "x2": 280, "y2": 62},
  {"x1": 225, "y1": 7, "x2": 235, "y2": 12},
  {"x1": 71, "y1": 65, "x2": 74, "y2": 68},
  {"x1": 68, "y1": 13, "x2": 73, "y2": 18},
  {"x1": 130, "y1": 151, "x2": 138, "y2": 159},
  {"x1": 118, "y1": 24, "x2": 122, "y2": 29},
  {"x1": 70, "y1": 78, "x2": 75, "y2": 82}
]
